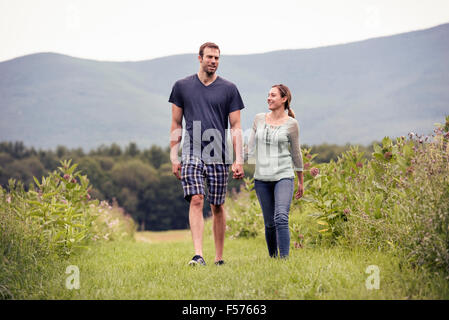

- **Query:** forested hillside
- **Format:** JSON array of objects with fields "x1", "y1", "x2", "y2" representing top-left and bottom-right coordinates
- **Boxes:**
[{"x1": 0, "y1": 141, "x2": 373, "y2": 230}]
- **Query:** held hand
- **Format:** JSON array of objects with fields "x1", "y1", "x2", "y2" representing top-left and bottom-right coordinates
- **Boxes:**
[
  {"x1": 295, "y1": 182, "x2": 304, "y2": 199},
  {"x1": 172, "y1": 162, "x2": 182, "y2": 180},
  {"x1": 232, "y1": 163, "x2": 244, "y2": 179}
]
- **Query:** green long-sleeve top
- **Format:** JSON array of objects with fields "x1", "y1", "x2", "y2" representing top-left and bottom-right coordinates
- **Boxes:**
[{"x1": 246, "y1": 113, "x2": 304, "y2": 181}]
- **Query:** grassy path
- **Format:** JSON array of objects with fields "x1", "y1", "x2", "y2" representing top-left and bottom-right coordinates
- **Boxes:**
[
  {"x1": 134, "y1": 230, "x2": 192, "y2": 243},
  {"x1": 36, "y1": 231, "x2": 449, "y2": 300}
]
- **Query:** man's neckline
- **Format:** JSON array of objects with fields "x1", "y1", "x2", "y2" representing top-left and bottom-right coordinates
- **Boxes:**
[{"x1": 196, "y1": 73, "x2": 219, "y2": 87}]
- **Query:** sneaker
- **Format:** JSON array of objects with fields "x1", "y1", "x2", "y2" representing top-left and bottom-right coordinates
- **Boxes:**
[
  {"x1": 214, "y1": 260, "x2": 225, "y2": 266},
  {"x1": 188, "y1": 255, "x2": 206, "y2": 266}
]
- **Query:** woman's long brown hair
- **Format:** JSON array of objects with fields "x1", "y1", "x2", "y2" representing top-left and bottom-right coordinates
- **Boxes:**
[{"x1": 272, "y1": 84, "x2": 295, "y2": 118}]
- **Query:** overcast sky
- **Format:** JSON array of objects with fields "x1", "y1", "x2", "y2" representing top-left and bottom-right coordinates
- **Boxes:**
[{"x1": 1, "y1": 0, "x2": 449, "y2": 62}]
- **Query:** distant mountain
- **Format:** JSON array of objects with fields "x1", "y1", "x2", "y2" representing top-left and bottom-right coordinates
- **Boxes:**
[{"x1": 1, "y1": 23, "x2": 448, "y2": 150}]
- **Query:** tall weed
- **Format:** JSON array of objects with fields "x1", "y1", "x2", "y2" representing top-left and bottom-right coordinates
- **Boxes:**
[
  {"x1": 0, "y1": 160, "x2": 135, "y2": 299},
  {"x1": 229, "y1": 116, "x2": 449, "y2": 275}
]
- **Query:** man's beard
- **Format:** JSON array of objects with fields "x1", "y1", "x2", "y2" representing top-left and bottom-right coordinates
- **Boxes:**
[{"x1": 203, "y1": 65, "x2": 216, "y2": 76}]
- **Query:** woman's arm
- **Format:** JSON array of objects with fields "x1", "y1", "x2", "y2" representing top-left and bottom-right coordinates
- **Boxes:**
[
  {"x1": 290, "y1": 120, "x2": 304, "y2": 199},
  {"x1": 295, "y1": 170, "x2": 304, "y2": 199}
]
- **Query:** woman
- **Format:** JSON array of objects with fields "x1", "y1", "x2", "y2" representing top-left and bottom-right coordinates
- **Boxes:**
[{"x1": 247, "y1": 84, "x2": 304, "y2": 258}]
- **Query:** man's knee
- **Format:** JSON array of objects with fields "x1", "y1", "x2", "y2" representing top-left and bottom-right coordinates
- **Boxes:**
[
  {"x1": 210, "y1": 203, "x2": 225, "y2": 215},
  {"x1": 190, "y1": 194, "x2": 204, "y2": 208}
]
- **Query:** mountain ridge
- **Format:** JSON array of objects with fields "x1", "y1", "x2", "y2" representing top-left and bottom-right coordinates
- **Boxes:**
[{"x1": 1, "y1": 23, "x2": 448, "y2": 150}]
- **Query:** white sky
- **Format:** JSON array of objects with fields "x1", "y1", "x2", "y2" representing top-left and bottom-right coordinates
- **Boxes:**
[{"x1": 1, "y1": 0, "x2": 449, "y2": 62}]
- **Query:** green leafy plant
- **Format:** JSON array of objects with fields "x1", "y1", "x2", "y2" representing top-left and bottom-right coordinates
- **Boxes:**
[
  {"x1": 1, "y1": 159, "x2": 136, "y2": 299},
  {"x1": 229, "y1": 116, "x2": 449, "y2": 276},
  {"x1": 225, "y1": 177, "x2": 264, "y2": 239}
]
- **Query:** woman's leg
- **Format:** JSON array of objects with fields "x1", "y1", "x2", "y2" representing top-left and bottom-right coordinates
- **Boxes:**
[
  {"x1": 254, "y1": 180, "x2": 277, "y2": 257},
  {"x1": 273, "y1": 178, "x2": 294, "y2": 258}
]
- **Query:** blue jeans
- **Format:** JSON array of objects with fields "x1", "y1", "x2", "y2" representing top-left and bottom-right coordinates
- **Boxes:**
[{"x1": 254, "y1": 178, "x2": 294, "y2": 258}]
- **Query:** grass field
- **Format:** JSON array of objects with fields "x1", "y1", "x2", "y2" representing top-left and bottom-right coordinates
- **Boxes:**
[{"x1": 33, "y1": 229, "x2": 449, "y2": 300}]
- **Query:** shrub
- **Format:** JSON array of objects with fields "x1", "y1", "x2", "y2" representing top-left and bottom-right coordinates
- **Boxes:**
[
  {"x1": 228, "y1": 116, "x2": 449, "y2": 276},
  {"x1": 316, "y1": 116, "x2": 449, "y2": 275},
  {"x1": 0, "y1": 160, "x2": 136, "y2": 299},
  {"x1": 225, "y1": 178, "x2": 264, "y2": 239}
]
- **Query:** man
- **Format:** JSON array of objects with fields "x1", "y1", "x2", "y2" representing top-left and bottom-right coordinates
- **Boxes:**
[{"x1": 169, "y1": 42, "x2": 245, "y2": 266}]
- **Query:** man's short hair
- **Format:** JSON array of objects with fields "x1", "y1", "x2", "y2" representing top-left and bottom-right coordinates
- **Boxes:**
[{"x1": 199, "y1": 42, "x2": 220, "y2": 57}]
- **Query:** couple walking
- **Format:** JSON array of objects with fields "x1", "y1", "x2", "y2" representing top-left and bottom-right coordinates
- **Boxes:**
[{"x1": 169, "y1": 42, "x2": 304, "y2": 266}]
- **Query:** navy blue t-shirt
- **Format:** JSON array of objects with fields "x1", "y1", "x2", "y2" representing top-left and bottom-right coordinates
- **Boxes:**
[{"x1": 169, "y1": 74, "x2": 245, "y2": 164}]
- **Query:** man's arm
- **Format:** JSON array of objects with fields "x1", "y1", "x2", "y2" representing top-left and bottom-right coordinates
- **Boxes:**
[
  {"x1": 170, "y1": 104, "x2": 183, "y2": 179},
  {"x1": 229, "y1": 109, "x2": 244, "y2": 179}
]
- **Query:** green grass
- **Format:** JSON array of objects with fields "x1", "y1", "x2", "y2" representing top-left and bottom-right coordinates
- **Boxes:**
[{"x1": 35, "y1": 232, "x2": 449, "y2": 300}]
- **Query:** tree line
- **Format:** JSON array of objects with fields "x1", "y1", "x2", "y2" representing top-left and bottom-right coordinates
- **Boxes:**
[{"x1": 0, "y1": 141, "x2": 374, "y2": 231}]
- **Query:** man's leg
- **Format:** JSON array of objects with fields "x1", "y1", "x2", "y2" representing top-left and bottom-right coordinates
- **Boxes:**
[
  {"x1": 210, "y1": 203, "x2": 226, "y2": 262},
  {"x1": 180, "y1": 156, "x2": 206, "y2": 263},
  {"x1": 189, "y1": 194, "x2": 205, "y2": 257},
  {"x1": 205, "y1": 163, "x2": 230, "y2": 263}
]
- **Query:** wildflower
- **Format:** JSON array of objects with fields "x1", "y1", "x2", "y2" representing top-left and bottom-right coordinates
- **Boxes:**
[
  {"x1": 63, "y1": 174, "x2": 70, "y2": 180},
  {"x1": 384, "y1": 152, "x2": 392, "y2": 160},
  {"x1": 294, "y1": 241, "x2": 303, "y2": 249},
  {"x1": 343, "y1": 208, "x2": 351, "y2": 215},
  {"x1": 6, "y1": 195, "x2": 11, "y2": 203},
  {"x1": 356, "y1": 162, "x2": 363, "y2": 168},
  {"x1": 304, "y1": 163, "x2": 311, "y2": 170},
  {"x1": 306, "y1": 154, "x2": 312, "y2": 159},
  {"x1": 108, "y1": 219, "x2": 119, "y2": 229},
  {"x1": 310, "y1": 167, "x2": 319, "y2": 177}
]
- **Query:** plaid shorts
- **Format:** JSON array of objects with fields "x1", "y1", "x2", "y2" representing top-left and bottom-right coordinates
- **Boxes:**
[{"x1": 181, "y1": 157, "x2": 230, "y2": 205}]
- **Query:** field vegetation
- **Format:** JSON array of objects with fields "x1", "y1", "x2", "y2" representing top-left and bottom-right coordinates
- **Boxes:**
[{"x1": 1, "y1": 117, "x2": 448, "y2": 299}]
